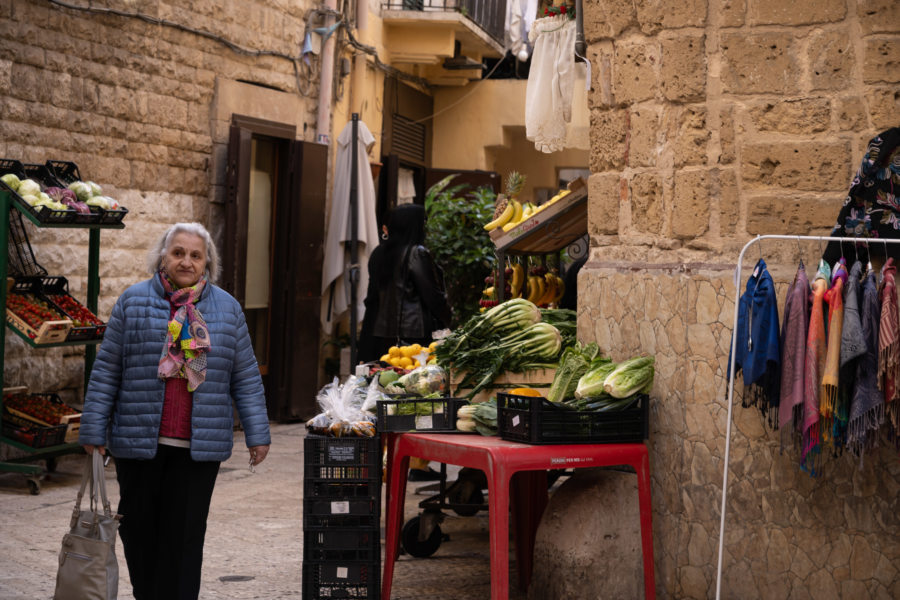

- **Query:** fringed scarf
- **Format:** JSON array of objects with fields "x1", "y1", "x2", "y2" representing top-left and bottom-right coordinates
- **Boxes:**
[
  {"x1": 802, "y1": 261, "x2": 830, "y2": 475},
  {"x1": 732, "y1": 258, "x2": 781, "y2": 426},
  {"x1": 779, "y1": 263, "x2": 810, "y2": 451},
  {"x1": 158, "y1": 272, "x2": 211, "y2": 392},
  {"x1": 877, "y1": 258, "x2": 899, "y2": 402},
  {"x1": 880, "y1": 259, "x2": 900, "y2": 447},
  {"x1": 835, "y1": 260, "x2": 867, "y2": 449},
  {"x1": 820, "y1": 259, "x2": 847, "y2": 449},
  {"x1": 848, "y1": 267, "x2": 884, "y2": 460}
]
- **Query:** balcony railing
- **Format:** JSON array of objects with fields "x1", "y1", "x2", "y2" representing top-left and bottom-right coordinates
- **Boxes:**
[{"x1": 382, "y1": 0, "x2": 508, "y2": 44}]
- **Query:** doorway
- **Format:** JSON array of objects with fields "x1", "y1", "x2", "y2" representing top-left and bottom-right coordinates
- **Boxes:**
[{"x1": 224, "y1": 115, "x2": 327, "y2": 421}]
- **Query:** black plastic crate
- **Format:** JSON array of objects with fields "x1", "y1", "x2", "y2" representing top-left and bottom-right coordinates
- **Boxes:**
[
  {"x1": 304, "y1": 434, "x2": 380, "y2": 481},
  {"x1": 304, "y1": 512, "x2": 382, "y2": 531},
  {"x1": 303, "y1": 480, "x2": 381, "y2": 520},
  {"x1": 33, "y1": 276, "x2": 106, "y2": 342},
  {"x1": 0, "y1": 159, "x2": 76, "y2": 225},
  {"x1": 304, "y1": 528, "x2": 381, "y2": 563},
  {"x1": 23, "y1": 163, "x2": 99, "y2": 225},
  {"x1": 375, "y1": 396, "x2": 466, "y2": 433},
  {"x1": 302, "y1": 560, "x2": 380, "y2": 600},
  {"x1": 6, "y1": 205, "x2": 46, "y2": 277},
  {"x1": 46, "y1": 160, "x2": 128, "y2": 224},
  {"x1": 496, "y1": 392, "x2": 649, "y2": 445},
  {"x1": 1, "y1": 410, "x2": 68, "y2": 448}
]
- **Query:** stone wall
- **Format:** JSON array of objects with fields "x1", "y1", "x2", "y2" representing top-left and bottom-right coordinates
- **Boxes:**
[
  {"x1": 583, "y1": 0, "x2": 900, "y2": 597},
  {"x1": 0, "y1": 0, "x2": 319, "y2": 400}
]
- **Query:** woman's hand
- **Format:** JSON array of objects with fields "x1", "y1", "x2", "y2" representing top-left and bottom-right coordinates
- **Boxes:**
[
  {"x1": 83, "y1": 444, "x2": 106, "y2": 456},
  {"x1": 249, "y1": 445, "x2": 269, "y2": 466}
]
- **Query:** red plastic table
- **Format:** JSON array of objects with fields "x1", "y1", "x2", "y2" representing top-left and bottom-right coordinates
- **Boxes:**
[{"x1": 382, "y1": 433, "x2": 655, "y2": 600}]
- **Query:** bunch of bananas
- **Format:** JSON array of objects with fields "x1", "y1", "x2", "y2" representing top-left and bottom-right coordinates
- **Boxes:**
[
  {"x1": 484, "y1": 197, "x2": 523, "y2": 232},
  {"x1": 525, "y1": 267, "x2": 565, "y2": 306}
]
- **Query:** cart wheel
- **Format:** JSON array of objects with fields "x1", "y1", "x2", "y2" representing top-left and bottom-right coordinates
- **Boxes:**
[
  {"x1": 401, "y1": 516, "x2": 442, "y2": 558},
  {"x1": 46, "y1": 458, "x2": 57, "y2": 473},
  {"x1": 27, "y1": 478, "x2": 41, "y2": 495},
  {"x1": 452, "y1": 489, "x2": 484, "y2": 517}
]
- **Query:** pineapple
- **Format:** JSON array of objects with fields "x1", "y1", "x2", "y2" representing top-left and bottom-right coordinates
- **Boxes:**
[
  {"x1": 493, "y1": 194, "x2": 509, "y2": 220},
  {"x1": 504, "y1": 171, "x2": 526, "y2": 199}
]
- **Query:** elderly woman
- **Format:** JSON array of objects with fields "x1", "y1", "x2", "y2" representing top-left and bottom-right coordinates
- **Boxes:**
[{"x1": 79, "y1": 222, "x2": 271, "y2": 600}]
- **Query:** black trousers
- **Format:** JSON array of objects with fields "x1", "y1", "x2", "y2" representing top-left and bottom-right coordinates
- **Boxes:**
[{"x1": 114, "y1": 444, "x2": 220, "y2": 600}]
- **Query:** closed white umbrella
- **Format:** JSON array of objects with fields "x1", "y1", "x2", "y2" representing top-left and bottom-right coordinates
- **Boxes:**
[{"x1": 320, "y1": 118, "x2": 380, "y2": 348}]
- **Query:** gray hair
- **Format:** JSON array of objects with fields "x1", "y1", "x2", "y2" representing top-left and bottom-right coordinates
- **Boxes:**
[{"x1": 146, "y1": 222, "x2": 221, "y2": 284}]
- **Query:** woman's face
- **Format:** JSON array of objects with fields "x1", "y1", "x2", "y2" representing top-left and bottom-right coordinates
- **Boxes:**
[{"x1": 163, "y1": 232, "x2": 207, "y2": 288}]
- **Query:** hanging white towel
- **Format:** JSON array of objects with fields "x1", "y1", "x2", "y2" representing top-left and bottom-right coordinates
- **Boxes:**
[
  {"x1": 525, "y1": 14, "x2": 576, "y2": 153},
  {"x1": 320, "y1": 120, "x2": 380, "y2": 331}
]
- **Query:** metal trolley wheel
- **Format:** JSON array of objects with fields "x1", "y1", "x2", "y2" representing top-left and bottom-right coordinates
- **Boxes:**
[{"x1": 401, "y1": 515, "x2": 443, "y2": 558}]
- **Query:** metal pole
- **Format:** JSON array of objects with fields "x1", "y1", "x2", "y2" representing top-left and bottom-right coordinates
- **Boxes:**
[
  {"x1": 716, "y1": 234, "x2": 900, "y2": 599},
  {"x1": 349, "y1": 114, "x2": 360, "y2": 368}
]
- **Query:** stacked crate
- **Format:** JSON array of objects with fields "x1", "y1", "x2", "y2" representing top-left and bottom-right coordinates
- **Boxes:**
[{"x1": 303, "y1": 434, "x2": 382, "y2": 599}]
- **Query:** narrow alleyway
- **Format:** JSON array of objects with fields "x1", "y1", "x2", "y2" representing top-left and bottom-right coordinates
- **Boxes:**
[{"x1": 0, "y1": 422, "x2": 526, "y2": 599}]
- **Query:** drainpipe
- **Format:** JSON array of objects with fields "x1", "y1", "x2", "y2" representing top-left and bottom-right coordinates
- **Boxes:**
[
  {"x1": 316, "y1": 0, "x2": 338, "y2": 145},
  {"x1": 351, "y1": 0, "x2": 368, "y2": 116},
  {"x1": 575, "y1": 0, "x2": 585, "y2": 57}
]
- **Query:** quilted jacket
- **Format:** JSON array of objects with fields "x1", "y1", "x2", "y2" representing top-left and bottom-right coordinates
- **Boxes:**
[{"x1": 79, "y1": 275, "x2": 271, "y2": 461}]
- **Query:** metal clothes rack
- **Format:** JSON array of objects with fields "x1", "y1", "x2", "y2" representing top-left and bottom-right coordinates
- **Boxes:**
[{"x1": 716, "y1": 234, "x2": 900, "y2": 599}]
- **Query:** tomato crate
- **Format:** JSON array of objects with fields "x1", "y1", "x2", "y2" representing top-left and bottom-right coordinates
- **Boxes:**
[
  {"x1": 302, "y1": 560, "x2": 380, "y2": 600},
  {"x1": 46, "y1": 160, "x2": 128, "y2": 224},
  {"x1": 304, "y1": 528, "x2": 381, "y2": 563},
  {"x1": 496, "y1": 392, "x2": 649, "y2": 445},
  {"x1": 304, "y1": 434, "x2": 381, "y2": 481},
  {"x1": 376, "y1": 396, "x2": 466, "y2": 433},
  {"x1": 32, "y1": 276, "x2": 106, "y2": 342},
  {"x1": 5, "y1": 284, "x2": 72, "y2": 345},
  {"x1": 3, "y1": 392, "x2": 81, "y2": 429},
  {"x1": 0, "y1": 159, "x2": 77, "y2": 225},
  {"x1": 1, "y1": 409, "x2": 68, "y2": 448}
]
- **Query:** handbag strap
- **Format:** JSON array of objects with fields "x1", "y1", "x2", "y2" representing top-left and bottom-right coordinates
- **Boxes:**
[{"x1": 71, "y1": 453, "x2": 112, "y2": 528}]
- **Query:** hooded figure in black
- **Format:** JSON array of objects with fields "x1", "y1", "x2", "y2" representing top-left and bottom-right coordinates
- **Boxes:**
[{"x1": 359, "y1": 203, "x2": 451, "y2": 363}]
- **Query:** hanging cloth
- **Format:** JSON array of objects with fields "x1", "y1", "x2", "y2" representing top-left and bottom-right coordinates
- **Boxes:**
[
  {"x1": 823, "y1": 127, "x2": 900, "y2": 265},
  {"x1": 802, "y1": 261, "x2": 830, "y2": 474},
  {"x1": 848, "y1": 268, "x2": 884, "y2": 458},
  {"x1": 835, "y1": 260, "x2": 867, "y2": 449},
  {"x1": 877, "y1": 258, "x2": 899, "y2": 402},
  {"x1": 778, "y1": 263, "x2": 810, "y2": 449},
  {"x1": 820, "y1": 258, "x2": 847, "y2": 448},
  {"x1": 731, "y1": 258, "x2": 781, "y2": 426},
  {"x1": 525, "y1": 14, "x2": 576, "y2": 153}
]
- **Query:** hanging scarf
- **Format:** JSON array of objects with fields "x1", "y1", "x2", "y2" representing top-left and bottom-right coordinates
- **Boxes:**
[
  {"x1": 158, "y1": 272, "x2": 211, "y2": 392},
  {"x1": 877, "y1": 258, "x2": 899, "y2": 402},
  {"x1": 802, "y1": 261, "x2": 830, "y2": 474},
  {"x1": 731, "y1": 258, "x2": 781, "y2": 426},
  {"x1": 848, "y1": 268, "x2": 884, "y2": 459},
  {"x1": 820, "y1": 259, "x2": 847, "y2": 448},
  {"x1": 835, "y1": 260, "x2": 867, "y2": 450},
  {"x1": 778, "y1": 262, "x2": 810, "y2": 450}
]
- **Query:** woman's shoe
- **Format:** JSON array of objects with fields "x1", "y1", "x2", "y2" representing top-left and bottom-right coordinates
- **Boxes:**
[{"x1": 407, "y1": 467, "x2": 442, "y2": 481}]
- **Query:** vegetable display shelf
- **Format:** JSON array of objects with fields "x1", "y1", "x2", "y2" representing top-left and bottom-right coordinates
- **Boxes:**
[
  {"x1": 0, "y1": 189, "x2": 123, "y2": 494},
  {"x1": 490, "y1": 178, "x2": 588, "y2": 302}
]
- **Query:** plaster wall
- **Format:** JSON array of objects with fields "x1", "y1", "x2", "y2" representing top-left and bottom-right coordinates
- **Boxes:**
[{"x1": 581, "y1": 0, "x2": 900, "y2": 596}]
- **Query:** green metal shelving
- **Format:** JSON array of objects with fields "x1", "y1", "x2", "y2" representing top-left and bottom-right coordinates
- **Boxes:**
[{"x1": 0, "y1": 189, "x2": 123, "y2": 493}]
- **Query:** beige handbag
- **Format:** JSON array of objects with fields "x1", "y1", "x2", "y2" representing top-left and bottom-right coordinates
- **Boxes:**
[{"x1": 53, "y1": 452, "x2": 121, "y2": 600}]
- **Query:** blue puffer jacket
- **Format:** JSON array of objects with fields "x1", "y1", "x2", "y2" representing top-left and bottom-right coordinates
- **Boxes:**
[{"x1": 79, "y1": 275, "x2": 271, "y2": 461}]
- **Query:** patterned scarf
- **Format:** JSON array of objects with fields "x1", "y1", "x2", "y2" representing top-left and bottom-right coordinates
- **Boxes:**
[
  {"x1": 779, "y1": 263, "x2": 809, "y2": 450},
  {"x1": 820, "y1": 258, "x2": 847, "y2": 448},
  {"x1": 157, "y1": 272, "x2": 211, "y2": 392},
  {"x1": 835, "y1": 260, "x2": 867, "y2": 449},
  {"x1": 879, "y1": 258, "x2": 900, "y2": 446},
  {"x1": 848, "y1": 268, "x2": 884, "y2": 459},
  {"x1": 802, "y1": 261, "x2": 830, "y2": 474}
]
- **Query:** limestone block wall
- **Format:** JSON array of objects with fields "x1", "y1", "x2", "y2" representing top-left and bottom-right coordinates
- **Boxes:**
[
  {"x1": 0, "y1": 0, "x2": 319, "y2": 400},
  {"x1": 582, "y1": 0, "x2": 900, "y2": 597}
]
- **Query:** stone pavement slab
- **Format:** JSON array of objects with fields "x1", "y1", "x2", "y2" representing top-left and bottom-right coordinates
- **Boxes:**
[{"x1": 0, "y1": 423, "x2": 523, "y2": 599}]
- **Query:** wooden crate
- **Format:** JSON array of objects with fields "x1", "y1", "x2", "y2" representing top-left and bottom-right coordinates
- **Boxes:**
[
  {"x1": 450, "y1": 368, "x2": 556, "y2": 404},
  {"x1": 5, "y1": 309, "x2": 72, "y2": 344}
]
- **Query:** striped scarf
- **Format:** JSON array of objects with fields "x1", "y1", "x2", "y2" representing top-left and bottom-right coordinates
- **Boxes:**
[
  {"x1": 157, "y1": 272, "x2": 211, "y2": 392},
  {"x1": 802, "y1": 261, "x2": 830, "y2": 475}
]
